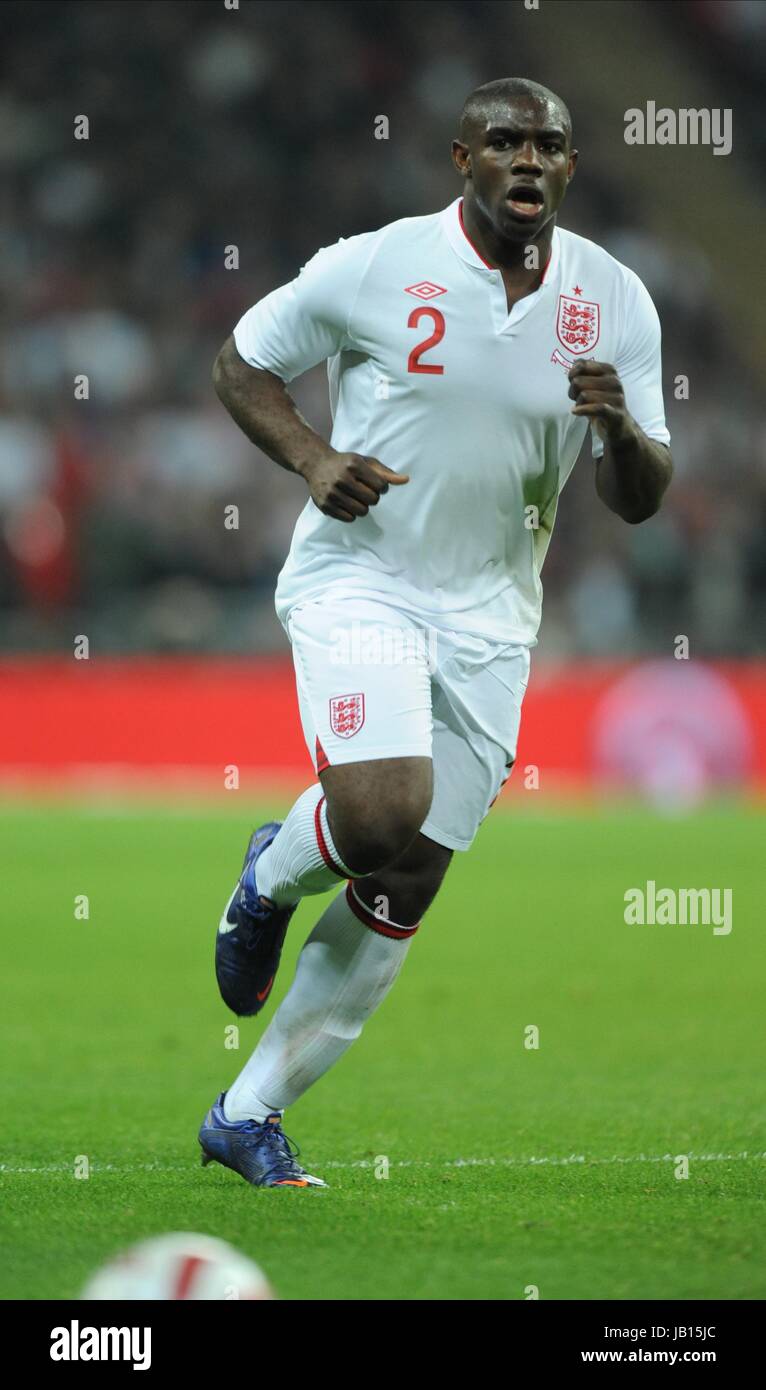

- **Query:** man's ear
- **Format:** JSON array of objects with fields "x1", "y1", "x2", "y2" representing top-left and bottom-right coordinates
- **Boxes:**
[
  {"x1": 567, "y1": 148, "x2": 579, "y2": 183},
  {"x1": 451, "y1": 139, "x2": 471, "y2": 178}
]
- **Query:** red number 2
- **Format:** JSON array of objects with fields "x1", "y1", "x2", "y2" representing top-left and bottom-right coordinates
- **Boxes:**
[{"x1": 407, "y1": 306, "x2": 445, "y2": 374}]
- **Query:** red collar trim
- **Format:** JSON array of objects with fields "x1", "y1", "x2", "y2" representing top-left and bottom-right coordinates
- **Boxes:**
[{"x1": 458, "y1": 198, "x2": 494, "y2": 268}]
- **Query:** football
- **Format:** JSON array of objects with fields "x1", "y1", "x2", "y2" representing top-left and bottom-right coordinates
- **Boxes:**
[{"x1": 80, "y1": 1232, "x2": 276, "y2": 1301}]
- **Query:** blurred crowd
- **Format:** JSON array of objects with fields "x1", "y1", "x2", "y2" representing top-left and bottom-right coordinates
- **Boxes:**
[{"x1": 1, "y1": 0, "x2": 765, "y2": 656}]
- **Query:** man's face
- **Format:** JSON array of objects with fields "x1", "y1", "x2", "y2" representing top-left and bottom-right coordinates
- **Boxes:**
[{"x1": 452, "y1": 95, "x2": 577, "y2": 242}]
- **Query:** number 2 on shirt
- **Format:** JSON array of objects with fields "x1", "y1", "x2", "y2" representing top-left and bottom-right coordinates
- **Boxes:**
[{"x1": 407, "y1": 306, "x2": 445, "y2": 375}]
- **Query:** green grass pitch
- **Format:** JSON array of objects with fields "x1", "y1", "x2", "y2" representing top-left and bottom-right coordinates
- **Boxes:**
[{"x1": 2, "y1": 798, "x2": 764, "y2": 1301}]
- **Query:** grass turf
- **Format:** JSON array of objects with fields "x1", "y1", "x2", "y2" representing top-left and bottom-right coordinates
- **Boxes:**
[{"x1": 1, "y1": 798, "x2": 764, "y2": 1300}]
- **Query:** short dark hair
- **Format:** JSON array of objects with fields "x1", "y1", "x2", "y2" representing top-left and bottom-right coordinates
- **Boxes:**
[{"x1": 459, "y1": 77, "x2": 572, "y2": 145}]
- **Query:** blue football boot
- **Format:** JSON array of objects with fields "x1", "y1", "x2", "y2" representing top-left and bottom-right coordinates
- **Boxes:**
[
  {"x1": 215, "y1": 823, "x2": 297, "y2": 1017},
  {"x1": 199, "y1": 1092, "x2": 327, "y2": 1188}
]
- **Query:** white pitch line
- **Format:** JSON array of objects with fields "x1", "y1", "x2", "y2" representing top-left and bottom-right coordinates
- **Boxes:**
[{"x1": 1, "y1": 1151, "x2": 764, "y2": 1176}]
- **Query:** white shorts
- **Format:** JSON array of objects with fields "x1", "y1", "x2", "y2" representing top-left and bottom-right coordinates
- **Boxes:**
[{"x1": 284, "y1": 595, "x2": 530, "y2": 852}]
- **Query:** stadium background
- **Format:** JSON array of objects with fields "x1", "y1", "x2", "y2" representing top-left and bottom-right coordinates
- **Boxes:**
[
  {"x1": 2, "y1": 0, "x2": 765, "y2": 1304},
  {"x1": 1, "y1": 0, "x2": 765, "y2": 794}
]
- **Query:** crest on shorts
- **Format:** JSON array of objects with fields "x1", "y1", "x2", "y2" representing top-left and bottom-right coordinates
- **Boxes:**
[
  {"x1": 329, "y1": 693, "x2": 365, "y2": 739},
  {"x1": 556, "y1": 294, "x2": 600, "y2": 354}
]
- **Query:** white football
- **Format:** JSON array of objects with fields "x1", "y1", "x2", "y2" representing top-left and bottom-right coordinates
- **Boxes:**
[{"x1": 80, "y1": 1232, "x2": 276, "y2": 1301}]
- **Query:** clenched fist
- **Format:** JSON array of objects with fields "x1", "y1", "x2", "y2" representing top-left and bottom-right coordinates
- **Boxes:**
[
  {"x1": 301, "y1": 450, "x2": 409, "y2": 523},
  {"x1": 568, "y1": 359, "x2": 634, "y2": 445}
]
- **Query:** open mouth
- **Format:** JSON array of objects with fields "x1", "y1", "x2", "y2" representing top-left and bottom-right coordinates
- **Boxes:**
[{"x1": 506, "y1": 187, "x2": 544, "y2": 218}]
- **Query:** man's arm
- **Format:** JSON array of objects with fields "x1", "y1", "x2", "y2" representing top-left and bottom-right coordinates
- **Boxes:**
[
  {"x1": 568, "y1": 358, "x2": 672, "y2": 524},
  {"x1": 594, "y1": 428, "x2": 672, "y2": 525},
  {"x1": 213, "y1": 334, "x2": 407, "y2": 523}
]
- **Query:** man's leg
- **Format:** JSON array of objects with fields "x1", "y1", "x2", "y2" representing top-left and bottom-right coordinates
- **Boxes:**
[
  {"x1": 215, "y1": 596, "x2": 436, "y2": 1019},
  {"x1": 223, "y1": 781, "x2": 452, "y2": 1123},
  {"x1": 253, "y1": 753, "x2": 434, "y2": 908},
  {"x1": 235, "y1": 633, "x2": 528, "y2": 1120},
  {"x1": 338, "y1": 824, "x2": 453, "y2": 926}
]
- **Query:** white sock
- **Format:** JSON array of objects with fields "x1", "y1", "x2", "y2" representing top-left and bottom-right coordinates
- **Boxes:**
[
  {"x1": 256, "y1": 783, "x2": 358, "y2": 908},
  {"x1": 223, "y1": 883, "x2": 419, "y2": 1122}
]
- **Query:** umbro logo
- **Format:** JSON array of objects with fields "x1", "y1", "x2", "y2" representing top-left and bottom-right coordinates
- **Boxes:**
[{"x1": 404, "y1": 281, "x2": 447, "y2": 299}]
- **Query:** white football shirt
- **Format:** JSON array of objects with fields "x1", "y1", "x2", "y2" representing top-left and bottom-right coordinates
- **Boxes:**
[{"x1": 233, "y1": 196, "x2": 670, "y2": 646}]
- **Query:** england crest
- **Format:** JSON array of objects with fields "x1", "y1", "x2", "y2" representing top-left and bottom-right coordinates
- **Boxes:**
[
  {"x1": 556, "y1": 294, "x2": 600, "y2": 355},
  {"x1": 329, "y1": 693, "x2": 365, "y2": 739}
]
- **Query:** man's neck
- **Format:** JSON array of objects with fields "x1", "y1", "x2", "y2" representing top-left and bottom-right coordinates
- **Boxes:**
[{"x1": 461, "y1": 195, "x2": 554, "y2": 292}]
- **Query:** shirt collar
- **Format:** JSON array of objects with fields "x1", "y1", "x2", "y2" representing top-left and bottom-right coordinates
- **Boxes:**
[{"x1": 441, "y1": 195, "x2": 560, "y2": 286}]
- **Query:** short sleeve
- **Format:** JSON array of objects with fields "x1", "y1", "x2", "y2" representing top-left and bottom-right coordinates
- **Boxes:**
[
  {"x1": 232, "y1": 233, "x2": 375, "y2": 384},
  {"x1": 591, "y1": 269, "x2": 671, "y2": 458}
]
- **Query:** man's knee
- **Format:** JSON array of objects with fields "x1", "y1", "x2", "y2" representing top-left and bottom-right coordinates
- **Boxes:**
[
  {"x1": 321, "y1": 757, "x2": 433, "y2": 874},
  {"x1": 356, "y1": 833, "x2": 454, "y2": 925}
]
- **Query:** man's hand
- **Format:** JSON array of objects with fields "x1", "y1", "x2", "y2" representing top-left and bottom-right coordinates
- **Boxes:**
[
  {"x1": 211, "y1": 343, "x2": 409, "y2": 519},
  {"x1": 300, "y1": 450, "x2": 409, "y2": 523},
  {"x1": 567, "y1": 358, "x2": 672, "y2": 523},
  {"x1": 567, "y1": 359, "x2": 634, "y2": 444}
]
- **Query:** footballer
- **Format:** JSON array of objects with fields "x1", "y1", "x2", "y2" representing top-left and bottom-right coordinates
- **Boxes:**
[{"x1": 199, "y1": 77, "x2": 672, "y2": 1187}]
